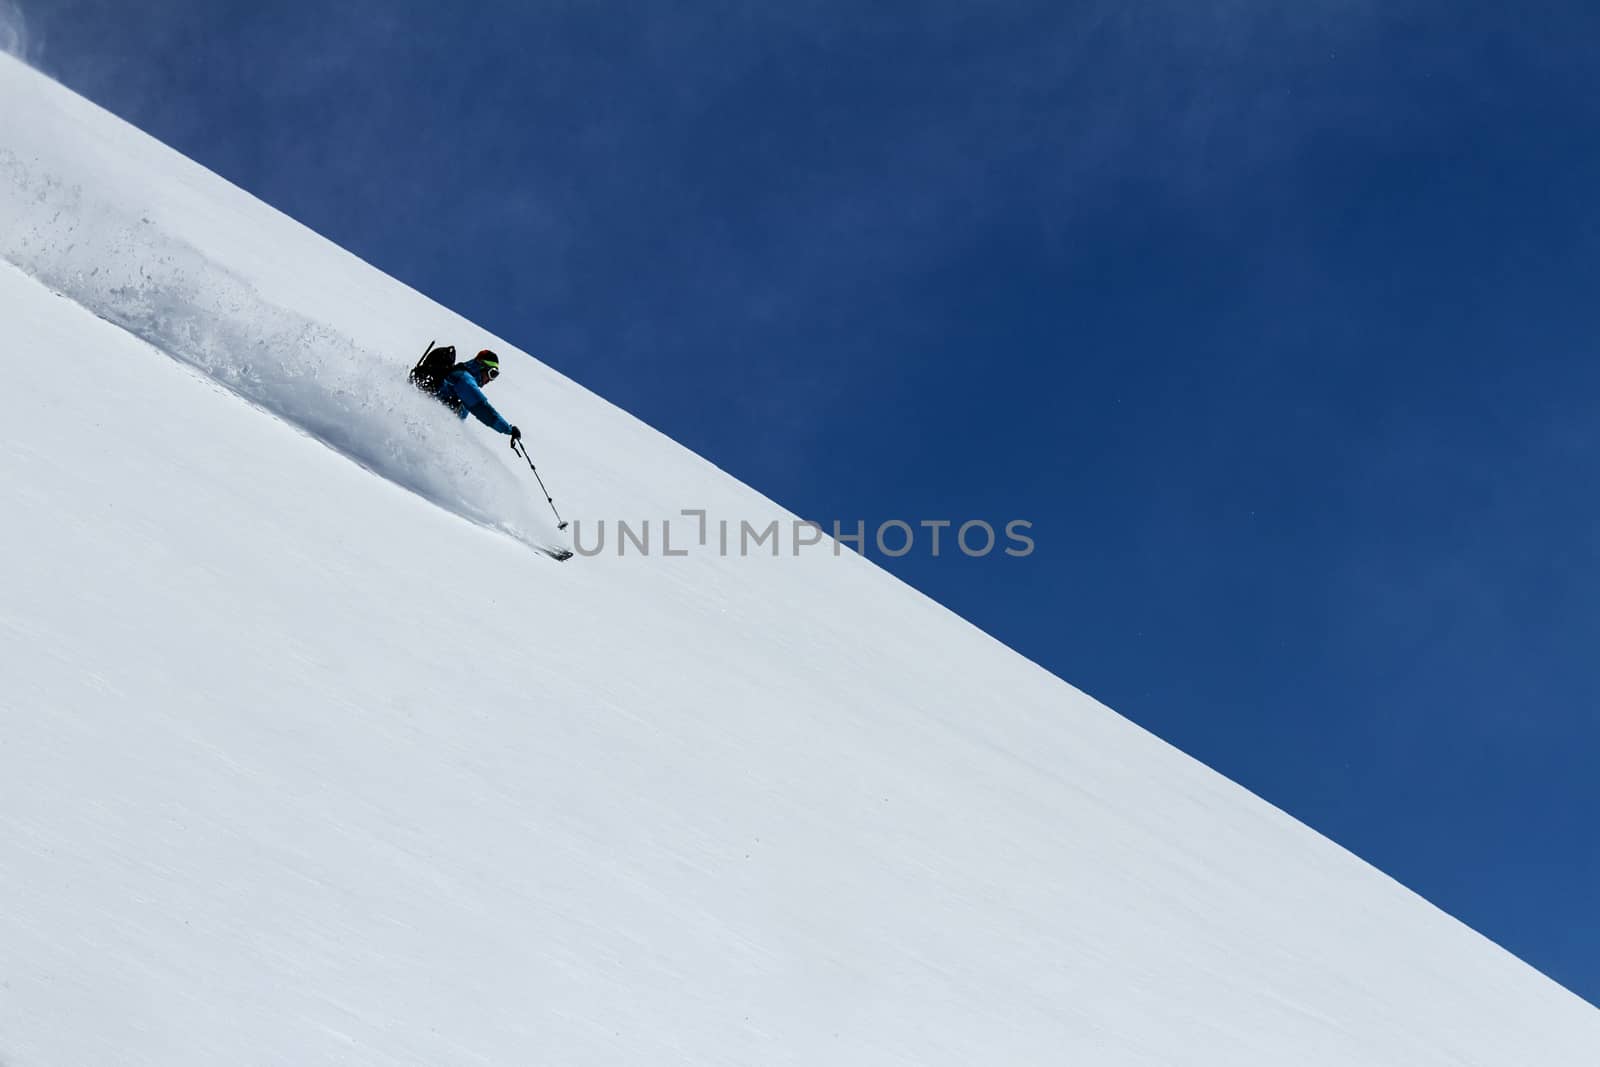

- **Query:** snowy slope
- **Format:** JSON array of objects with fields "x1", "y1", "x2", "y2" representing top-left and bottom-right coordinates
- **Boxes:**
[{"x1": 1, "y1": 53, "x2": 1596, "y2": 1067}]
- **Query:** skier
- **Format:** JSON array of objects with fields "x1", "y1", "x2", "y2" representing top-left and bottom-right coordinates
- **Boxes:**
[{"x1": 427, "y1": 348, "x2": 522, "y2": 450}]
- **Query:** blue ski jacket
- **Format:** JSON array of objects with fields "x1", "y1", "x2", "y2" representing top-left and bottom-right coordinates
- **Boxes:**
[{"x1": 437, "y1": 366, "x2": 514, "y2": 435}]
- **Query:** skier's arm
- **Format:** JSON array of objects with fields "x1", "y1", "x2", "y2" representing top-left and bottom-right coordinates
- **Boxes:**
[
  {"x1": 450, "y1": 374, "x2": 515, "y2": 435},
  {"x1": 467, "y1": 398, "x2": 514, "y2": 435}
]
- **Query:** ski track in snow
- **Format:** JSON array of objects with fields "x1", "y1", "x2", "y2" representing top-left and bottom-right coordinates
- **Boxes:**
[{"x1": 0, "y1": 148, "x2": 559, "y2": 553}]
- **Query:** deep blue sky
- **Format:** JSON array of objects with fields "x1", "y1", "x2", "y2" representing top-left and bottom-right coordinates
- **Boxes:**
[{"x1": 13, "y1": 0, "x2": 1597, "y2": 1004}]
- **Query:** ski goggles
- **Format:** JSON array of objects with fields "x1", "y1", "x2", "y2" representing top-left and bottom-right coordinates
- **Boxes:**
[{"x1": 483, "y1": 365, "x2": 500, "y2": 380}]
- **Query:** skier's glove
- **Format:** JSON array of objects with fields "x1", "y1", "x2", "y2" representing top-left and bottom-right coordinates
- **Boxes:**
[{"x1": 509, "y1": 425, "x2": 523, "y2": 449}]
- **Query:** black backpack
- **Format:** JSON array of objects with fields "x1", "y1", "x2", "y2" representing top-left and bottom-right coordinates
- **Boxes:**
[{"x1": 409, "y1": 340, "x2": 459, "y2": 394}]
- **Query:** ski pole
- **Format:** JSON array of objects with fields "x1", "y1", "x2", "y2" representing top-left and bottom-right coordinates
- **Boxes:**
[{"x1": 513, "y1": 439, "x2": 569, "y2": 531}]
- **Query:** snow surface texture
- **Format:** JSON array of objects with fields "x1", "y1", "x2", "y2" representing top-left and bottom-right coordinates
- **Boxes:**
[{"x1": 1, "y1": 52, "x2": 1596, "y2": 1067}]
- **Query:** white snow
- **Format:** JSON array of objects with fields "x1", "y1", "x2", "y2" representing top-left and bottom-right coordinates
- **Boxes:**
[{"x1": 0, "y1": 52, "x2": 1596, "y2": 1066}]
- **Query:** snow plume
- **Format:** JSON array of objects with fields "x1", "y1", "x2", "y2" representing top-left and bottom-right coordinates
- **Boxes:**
[
  {"x1": 0, "y1": 151, "x2": 552, "y2": 547},
  {"x1": 0, "y1": 1, "x2": 28, "y2": 61}
]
